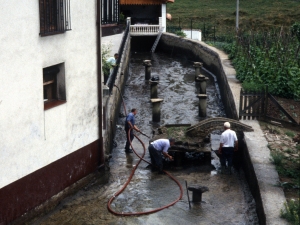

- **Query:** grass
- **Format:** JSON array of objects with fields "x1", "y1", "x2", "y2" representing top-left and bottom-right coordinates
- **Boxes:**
[
  {"x1": 167, "y1": 0, "x2": 300, "y2": 31},
  {"x1": 281, "y1": 200, "x2": 300, "y2": 225},
  {"x1": 285, "y1": 131, "x2": 296, "y2": 138},
  {"x1": 270, "y1": 151, "x2": 284, "y2": 166}
]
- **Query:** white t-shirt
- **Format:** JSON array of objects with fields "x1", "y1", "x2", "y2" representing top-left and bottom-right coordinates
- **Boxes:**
[
  {"x1": 106, "y1": 56, "x2": 116, "y2": 66},
  {"x1": 151, "y1": 139, "x2": 170, "y2": 153},
  {"x1": 220, "y1": 129, "x2": 237, "y2": 147}
]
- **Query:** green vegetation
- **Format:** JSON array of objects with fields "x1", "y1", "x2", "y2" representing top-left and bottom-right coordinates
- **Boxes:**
[
  {"x1": 229, "y1": 27, "x2": 300, "y2": 99},
  {"x1": 269, "y1": 148, "x2": 299, "y2": 182},
  {"x1": 281, "y1": 200, "x2": 300, "y2": 225},
  {"x1": 168, "y1": 0, "x2": 300, "y2": 100},
  {"x1": 167, "y1": 126, "x2": 187, "y2": 140},
  {"x1": 167, "y1": 0, "x2": 300, "y2": 31},
  {"x1": 241, "y1": 81, "x2": 266, "y2": 92},
  {"x1": 174, "y1": 30, "x2": 187, "y2": 38},
  {"x1": 119, "y1": 12, "x2": 125, "y2": 23},
  {"x1": 270, "y1": 151, "x2": 284, "y2": 166},
  {"x1": 285, "y1": 131, "x2": 296, "y2": 138},
  {"x1": 101, "y1": 44, "x2": 111, "y2": 81}
]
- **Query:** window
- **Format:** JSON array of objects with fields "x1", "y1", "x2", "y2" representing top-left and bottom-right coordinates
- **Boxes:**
[
  {"x1": 39, "y1": 0, "x2": 71, "y2": 36},
  {"x1": 43, "y1": 63, "x2": 66, "y2": 110}
]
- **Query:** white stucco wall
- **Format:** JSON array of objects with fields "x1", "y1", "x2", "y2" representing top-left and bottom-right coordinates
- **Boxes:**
[
  {"x1": 0, "y1": 1, "x2": 99, "y2": 188},
  {"x1": 161, "y1": 4, "x2": 166, "y2": 32}
]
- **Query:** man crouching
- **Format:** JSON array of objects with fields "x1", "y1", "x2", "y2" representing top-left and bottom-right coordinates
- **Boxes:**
[{"x1": 148, "y1": 138, "x2": 175, "y2": 174}]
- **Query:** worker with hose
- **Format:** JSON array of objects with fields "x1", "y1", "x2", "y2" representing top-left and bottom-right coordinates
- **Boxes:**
[
  {"x1": 148, "y1": 138, "x2": 175, "y2": 173},
  {"x1": 124, "y1": 108, "x2": 140, "y2": 153}
]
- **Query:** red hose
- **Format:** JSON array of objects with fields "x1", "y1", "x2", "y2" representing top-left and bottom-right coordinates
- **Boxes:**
[{"x1": 107, "y1": 85, "x2": 184, "y2": 216}]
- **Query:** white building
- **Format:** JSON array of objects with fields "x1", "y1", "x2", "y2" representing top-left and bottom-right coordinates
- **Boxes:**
[
  {"x1": 0, "y1": 1, "x2": 104, "y2": 223},
  {"x1": 182, "y1": 29, "x2": 202, "y2": 41}
]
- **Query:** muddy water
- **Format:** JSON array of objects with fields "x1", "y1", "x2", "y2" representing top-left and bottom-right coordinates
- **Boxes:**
[{"x1": 30, "y1": 52, "x2": 258, "y2": 225}]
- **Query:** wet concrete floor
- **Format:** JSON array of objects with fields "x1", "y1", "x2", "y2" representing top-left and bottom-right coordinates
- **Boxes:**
[{"x1": 29, "y1": 52, "x2": 259, "y2": 225}]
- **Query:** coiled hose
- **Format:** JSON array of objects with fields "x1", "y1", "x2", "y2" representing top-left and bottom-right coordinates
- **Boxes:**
[{"x1": 107, "y1": 85, "x2": 183, "y2": 216}]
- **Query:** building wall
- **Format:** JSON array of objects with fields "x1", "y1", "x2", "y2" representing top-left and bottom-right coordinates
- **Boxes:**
[{"x1": 0, "y1": 1, "x2": 101, "y2": 223}]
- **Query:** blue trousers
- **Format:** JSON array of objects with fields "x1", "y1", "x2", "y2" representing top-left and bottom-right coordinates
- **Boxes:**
[
  {"x1": 125, "y1": 128, "x2": 134, "y2": 150},
  {"x1": 148, "y1": 144, "x2": 163, "y2": 171},
  {"x1": 220, "y1": 147, "x2": 234, "y2": 167}
]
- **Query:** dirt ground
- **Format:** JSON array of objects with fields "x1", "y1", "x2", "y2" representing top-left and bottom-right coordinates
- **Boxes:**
[{"x1": 260, "y1": 118, "x2": 300, "y2": 200}]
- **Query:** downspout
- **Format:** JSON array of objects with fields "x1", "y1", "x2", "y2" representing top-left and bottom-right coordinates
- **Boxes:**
[{"x1": 97, "y1": 0, "x2": 105, "y2": 168}]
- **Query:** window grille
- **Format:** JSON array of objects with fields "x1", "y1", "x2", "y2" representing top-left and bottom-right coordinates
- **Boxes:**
[
  {"x1": 102, "y1": 0, "x2": 119, "y2": 24},
  {"x1": 39, "y1": 0, "x2": 71, "y2": 36}
]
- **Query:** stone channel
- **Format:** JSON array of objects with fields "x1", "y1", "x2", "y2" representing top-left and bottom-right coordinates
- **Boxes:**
[{"x1": 28, "y1": 51, "x2": 259, "y2": 225}]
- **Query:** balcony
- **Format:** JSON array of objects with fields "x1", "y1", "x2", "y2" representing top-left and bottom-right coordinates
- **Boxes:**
[{"x1": 128, "y1": 17, "x2": 163, "y2": 36}]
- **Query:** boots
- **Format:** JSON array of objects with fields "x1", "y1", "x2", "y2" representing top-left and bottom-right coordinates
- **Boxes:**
[
  {"x1": 221, "y1": 166, "x2": 227, "y2": 174},
  {"x1": 228, "y1": 166, "x2": 232, "y2": 174},
  {"x1": 220, "y1": 166, "x2": 232, "y2": 174}
]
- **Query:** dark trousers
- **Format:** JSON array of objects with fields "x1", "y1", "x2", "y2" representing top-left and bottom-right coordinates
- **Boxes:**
[
  {"x1": 125, "y1": 128, "x2": 134, "y2": 150},
  {"x1": 148, "y1": 144, "x2": 163, "y2": 171},
  {"x1": 220, "y1": 147, "x2": 234, "y2": 167}
]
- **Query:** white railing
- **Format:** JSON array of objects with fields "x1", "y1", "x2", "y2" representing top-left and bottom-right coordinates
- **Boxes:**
[
  {"x1": 130, "y1": 25, "x2": 160, "y2": 35},
  {"x1": 128, "y1": 17, "x2": 163, "y2": 36}
]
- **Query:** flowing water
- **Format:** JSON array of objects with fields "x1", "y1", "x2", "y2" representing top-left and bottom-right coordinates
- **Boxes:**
[{"x1": 29, "y1": 52, "x2": 259, "y2": 225}]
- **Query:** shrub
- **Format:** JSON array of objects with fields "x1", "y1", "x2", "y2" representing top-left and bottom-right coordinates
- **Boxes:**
[
  {"x1": 281, "y1": 199, "x2": 300, "y2": 225},
  {"x1": 101, "y1": 44, "x2": 112, "y2": 79},
  {"x1": 285, "y1": 131, "x2": 296, "y2": 138},
  {"x1": 229, "y1": 25, "x2": 300, "y2": 100},
  {"x1": 242, "y1": 81, "x2": 266, "y2": 92},
  {"x1": 270, "y1": 151, "x2": 284, "y2": 166},
  {"x1": 174, "y1": 30, "x2": 187, "y2": 38}
]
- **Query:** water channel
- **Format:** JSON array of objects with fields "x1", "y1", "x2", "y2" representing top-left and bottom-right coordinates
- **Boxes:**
[{"x1": 29, "y1": 52, "x2": 259, "y2": 225}]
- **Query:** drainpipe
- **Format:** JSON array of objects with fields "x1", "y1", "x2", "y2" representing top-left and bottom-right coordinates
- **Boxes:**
[{"x1": 97, "y1": 0, "x2": 105, "y2": 168}]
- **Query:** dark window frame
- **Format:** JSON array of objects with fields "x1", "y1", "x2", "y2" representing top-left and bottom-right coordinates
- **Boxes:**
[
  {"x1": 39, "y1": 0, "x2": 72, "y2": 36},
  {"x1": 43, "y1": 63, "x2": 66, "y2": 110}
]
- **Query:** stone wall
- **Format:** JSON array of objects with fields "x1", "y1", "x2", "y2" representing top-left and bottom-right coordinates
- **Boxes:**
[{"x1": 158, "y1": 33, "x2": 238, "y2": 120}]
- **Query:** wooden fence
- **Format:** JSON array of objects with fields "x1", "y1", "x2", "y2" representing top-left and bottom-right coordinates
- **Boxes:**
[{"x1": 239, "y1": 89, "x2": 299, "y2": 126}]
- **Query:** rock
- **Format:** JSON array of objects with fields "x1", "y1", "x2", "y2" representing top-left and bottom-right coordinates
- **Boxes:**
[{"x1": 265, "y1": 136, "x2": 274, "y2": 142}]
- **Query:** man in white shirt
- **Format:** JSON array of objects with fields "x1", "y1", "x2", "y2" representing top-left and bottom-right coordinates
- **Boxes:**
[
  {"x1": 218, "y1": 122, "x2": 238, "y2": 174},
  {"x1": 148, "y1": 138, "x2": 175, "y2": 173},
  {"x1": 106, "y1": 53, "x2": 119, "y2": 73}
]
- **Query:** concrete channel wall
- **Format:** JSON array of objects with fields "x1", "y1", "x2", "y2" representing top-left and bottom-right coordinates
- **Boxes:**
[{"x1": 103, "y1": 33, "x2": 131, "y2": 159}]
